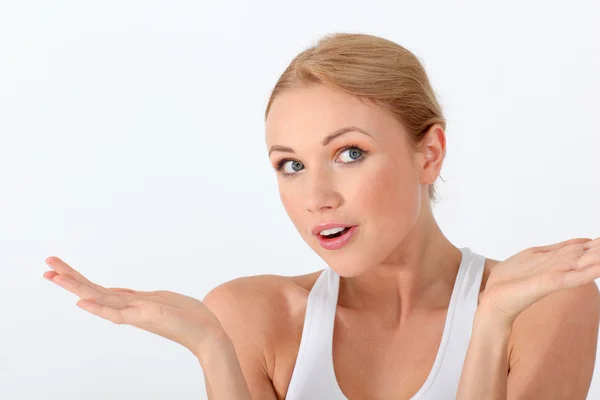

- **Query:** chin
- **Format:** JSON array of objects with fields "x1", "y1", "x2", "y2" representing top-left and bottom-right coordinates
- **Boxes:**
[
  {"x1": 321, "y1": 252, "x2": 377, "y2": 278},
  {"x1": 330, "y1": 265, "x2": 370, "y2": 278}
]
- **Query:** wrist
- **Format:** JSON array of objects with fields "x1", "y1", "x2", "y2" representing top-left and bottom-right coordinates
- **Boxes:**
[
  {"x1": 475, "y1": 301, "x2": 514, "y2": 338},
  {"x1": 194, "y1": 330, "x2": 252, "y2": 400},
  {"x1": 193, "y1": 328, "x2": 234, "y2": 366}
]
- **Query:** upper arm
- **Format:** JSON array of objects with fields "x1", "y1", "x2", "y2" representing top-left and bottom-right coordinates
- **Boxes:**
[
  {"x1": 507, "y1": 281, "x2": 600, "y2": 399},
  {"x1": 203, "y1": 276, "x2": 279, "y2": 400}
]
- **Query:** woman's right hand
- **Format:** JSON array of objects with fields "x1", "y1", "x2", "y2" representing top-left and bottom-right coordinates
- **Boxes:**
[{"x1": 43, "y1": 256, "x2": 229, "y2": 359}]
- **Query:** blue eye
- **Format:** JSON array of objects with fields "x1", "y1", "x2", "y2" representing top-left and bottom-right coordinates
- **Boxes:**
[
  {"x1": 273, "y1": 144, "x2": 368, "y2": 178},
  {"x1": 279, "y1": 160, "x2": 304, "y2": 174},
  {"x1": 339, "y1": 147, "x2": 363, "y2": 162}
]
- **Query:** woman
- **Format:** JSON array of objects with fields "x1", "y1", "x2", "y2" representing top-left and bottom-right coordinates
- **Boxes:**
[{"x1": 44, "y1": 33, "x2": 600, "y2": 399}]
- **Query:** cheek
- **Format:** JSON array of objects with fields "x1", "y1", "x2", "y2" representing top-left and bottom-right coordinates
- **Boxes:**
[{"x1": 353, "y1": 161, "x2": 421, "y2": 231}]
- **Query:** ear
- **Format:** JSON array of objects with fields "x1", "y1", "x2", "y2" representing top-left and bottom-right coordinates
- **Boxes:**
[{"x1": 415, "y1": 124, "x2": 446, "y2": 185}]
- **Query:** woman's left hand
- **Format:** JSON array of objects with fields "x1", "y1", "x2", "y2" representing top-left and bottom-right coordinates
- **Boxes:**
[{"x1": 480, "y1": 237, "x2": 600, "y2": 327}]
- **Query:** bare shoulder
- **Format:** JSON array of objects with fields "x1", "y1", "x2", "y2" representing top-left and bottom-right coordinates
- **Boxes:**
[
  {"x1": 202, "y1": 271, "x2": 322, "y2": 370},
  {"x1": 203, "y1": 271, "x2": 322, "y2": 325},
  {"x1": 508, "y1": 279, "x2": 599, "y2": 397},
  {"x1": 510, "y1": 278, "x2": 600, "y2": 359},
  {"x1": 203, "y1": 274, "x2": 289, "y2": 317}
]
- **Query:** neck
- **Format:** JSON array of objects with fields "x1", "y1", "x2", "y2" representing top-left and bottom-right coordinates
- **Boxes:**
[{"x1": 337, "y1": 203, "x2": 462, "y2": 327}]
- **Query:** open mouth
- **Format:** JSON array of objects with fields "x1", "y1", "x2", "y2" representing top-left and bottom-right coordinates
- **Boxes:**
[
  {"x1": 320, "y1": 227, "x2": 351, "y2": 239},
  {"x1": 316, "y1": 226, "x2": 357, "y2": 250}
]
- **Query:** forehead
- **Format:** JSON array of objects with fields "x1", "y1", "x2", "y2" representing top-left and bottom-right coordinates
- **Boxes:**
[{"x1": 265, "y1": 84, "x2": 397, "y2": 146}]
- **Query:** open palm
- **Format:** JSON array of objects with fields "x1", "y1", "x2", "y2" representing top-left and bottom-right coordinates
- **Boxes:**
[{"x1": 44, "y1": 257, "x2": 224, "y2": 356}]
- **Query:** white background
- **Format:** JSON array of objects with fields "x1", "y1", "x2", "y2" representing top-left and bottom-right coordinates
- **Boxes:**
[{"x1": 1, "y1": 0, "x2": 599, "y2": 398}]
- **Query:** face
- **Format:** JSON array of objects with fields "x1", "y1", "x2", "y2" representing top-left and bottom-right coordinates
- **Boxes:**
[{"x1": 265, "y1": 84, "x2": 442, "y2": 277}]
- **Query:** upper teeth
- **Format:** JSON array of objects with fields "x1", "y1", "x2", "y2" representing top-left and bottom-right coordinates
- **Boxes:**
[{"x1": 320, "y1": 227, "x2": 346, "y2": 236}]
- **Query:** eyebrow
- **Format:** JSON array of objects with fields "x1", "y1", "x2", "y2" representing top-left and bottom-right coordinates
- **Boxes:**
[{"x1": 268, "y1": 126, "x2": 373, "y2": 156}]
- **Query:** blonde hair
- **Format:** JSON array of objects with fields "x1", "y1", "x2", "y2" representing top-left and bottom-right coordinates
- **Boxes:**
[{"x1": 264, "y1": 32, "x2": 446, "y2": 202}]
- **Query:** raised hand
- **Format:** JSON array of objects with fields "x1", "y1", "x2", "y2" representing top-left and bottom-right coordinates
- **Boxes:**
[
  {"x1": 43, "y1": 257, "x2": 227, "y2": 357},
  {"x1": 480, "y1": 237, "x2": 600, "y2": 326}
]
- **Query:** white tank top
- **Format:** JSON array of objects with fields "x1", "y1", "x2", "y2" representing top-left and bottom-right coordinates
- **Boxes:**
[{"x1": 285, "y1": 247, "x2": 486, "y2": 399}]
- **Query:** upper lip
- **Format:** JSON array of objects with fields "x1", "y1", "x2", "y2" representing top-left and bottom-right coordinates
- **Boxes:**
[{"x1": 311, "y1": 222, "x2": 355, "y2": 236}]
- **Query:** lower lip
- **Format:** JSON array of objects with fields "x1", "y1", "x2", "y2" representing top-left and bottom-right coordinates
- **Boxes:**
[{"x1": 316, "y1": 226, "x2": 358, "y2": 250}]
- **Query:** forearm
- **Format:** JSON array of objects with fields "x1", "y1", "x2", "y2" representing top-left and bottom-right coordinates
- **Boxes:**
[
  {"x1": 195, "y1": 332, "x2": 252, "y2": 400},
  {"x1": 456, "y1": 305, "x2": 512, "y2": 400}
]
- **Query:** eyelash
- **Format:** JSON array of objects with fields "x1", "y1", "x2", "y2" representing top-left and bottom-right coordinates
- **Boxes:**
[{"x1": 274, "y1": 144, "x2": 369, "y2": 177}]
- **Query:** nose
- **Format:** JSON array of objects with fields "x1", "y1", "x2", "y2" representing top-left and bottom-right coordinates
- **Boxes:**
[{"x1": 303, "y1": 168, "x2": 343, "y2": 213}]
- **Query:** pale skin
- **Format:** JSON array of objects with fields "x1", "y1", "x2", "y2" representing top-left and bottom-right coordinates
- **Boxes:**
[{"x1": 45, "y1": 84, "x2": 600, "y2": 399}]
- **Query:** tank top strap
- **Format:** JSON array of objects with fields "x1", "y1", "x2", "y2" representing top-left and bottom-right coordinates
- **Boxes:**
[
  {"x1": 286, "y1": 267, "x2": 345, "y2": 398},
  {"x1": 414, "y1": 247, "x2": 486, "y2": 398}
]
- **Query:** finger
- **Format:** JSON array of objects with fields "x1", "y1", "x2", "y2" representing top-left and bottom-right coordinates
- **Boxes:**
[
  {"x1": 108, "y1": 287, "x2": 137, "y2": 293},
  {"x1": 106, "y1": 288, "x2": 177, "y2": 303},
  {"x1": 45, "y1": 257, "x2": 107, "y2": 292},
  {"x1": 51, "y1": 273, "x2": 106, "y2": 301},
  {"x1": 106, "y1": 287, "x2": 164, "y2": 299},
  {"x1": 76, "y1": 299, "x2": 130, "y2": 324},
  {"x1": 105, "y1": 288, "x2": 169, "y2": 296},
  {"x1": 53, "y1": 275, "x2": 138, "y2": 309},
  {"x1": 532, "y1": 238, "x2": 592, "y2": 253},
  {"x1": 107, "y1": 288, "x2": 171, "y2": 296},
  {"x1": 562, "y1": 264, "x2": 600, "y2": 289},
  {"x1": 105, "y1": 287, "x2": 169, "y2": 305},
  {"x1": 577, "y1": 247, "x2": 600, "y2": 270},
  {"x1": 43, "y1": 270, "x2": 57, "y2": 281},
  {"x1": 583, "y1": 236, "x2": 600, "y2": 250},
  {"x1": 76, "y1": 299, "x2": 151, "y2": 326}
]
